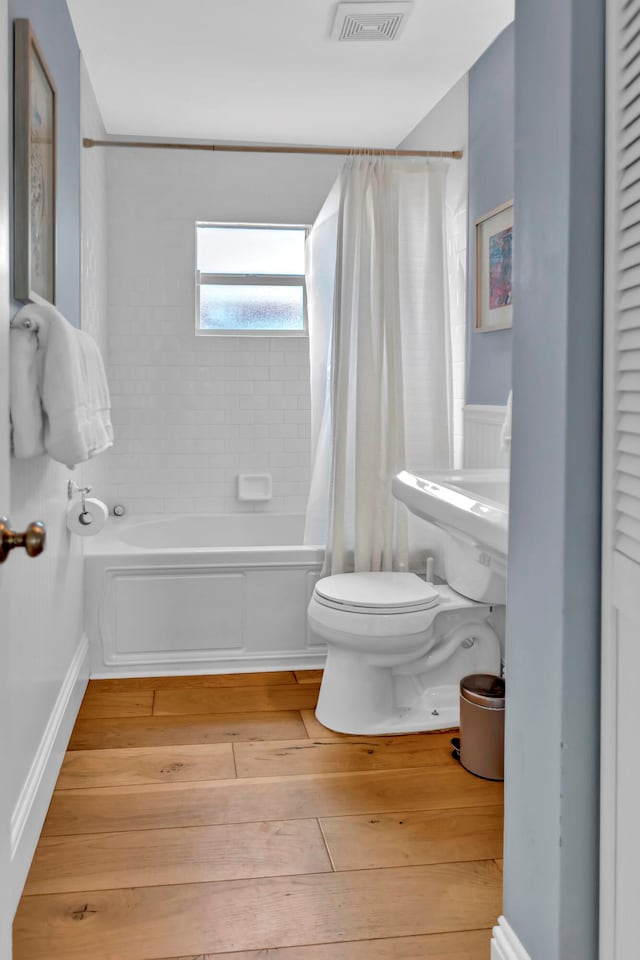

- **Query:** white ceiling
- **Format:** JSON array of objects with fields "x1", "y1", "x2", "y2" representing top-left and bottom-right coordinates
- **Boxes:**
[{"x1": 67, "y1": 0, "x2": 514, "y2": 148}]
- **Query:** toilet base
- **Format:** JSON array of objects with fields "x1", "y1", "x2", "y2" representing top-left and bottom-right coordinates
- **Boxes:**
[
  {"x1": 314, "y1": 609, "x2": 501, "y2": 735},
  {"x1": 316, "y1": 680, "x2": 461, "y2": 735},
  {"x1": 310, "y1": 578, "x2": 502, "y2": 736}
]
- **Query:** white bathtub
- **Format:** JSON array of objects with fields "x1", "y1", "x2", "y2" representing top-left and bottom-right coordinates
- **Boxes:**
[{"x1": 84, "y1": 514, "x2": 326, "y2": 677}]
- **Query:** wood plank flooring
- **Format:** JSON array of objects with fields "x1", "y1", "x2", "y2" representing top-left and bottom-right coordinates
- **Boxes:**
[{"x1": 14, "y1": 671, "x2": 504, "y2": 960}]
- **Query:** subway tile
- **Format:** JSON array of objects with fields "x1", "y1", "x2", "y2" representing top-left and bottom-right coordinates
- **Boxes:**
[
  {"x1": 283, "y1": 409, "x2": 310, "y2": 424},
  {"x1": 239, "y1": 366, "x2": 270, "y2": 381},
  {"x1": 272, "y1": 466, "x2": 310, "y2": 483},
  {"x1": 269, "y1": 452, "x2": 300, "y2": 467},
  {"x1": 255, "y1": 438, "x2": 284, "y2": 453},
  {"x1": 235, "y1": 452, "x2": 269, "y2": 469},
  {"x1": 237, "y1": 424, "x2": 269, "y2": 439},
  {"x1": 222, "y1": 381, "x2": 256, "y2": 395},
  {"x1": 270, "y1": 396, "x2": 299, "y2": 409},
  {"x1": 269, "y1": 424, "x2": 299, "y2": 439},
  {"x1": 238, "y1": 396, "x2": 269, "y2": 410},
  {"x1": 118, "y1": 498, "x2": 166, "y2": 514},
  {"x1": 254, "y1": 411, "x2": 285, "y2": 425},
  {"x1": 284, "y1": 439, "x2": 311, "y2": 453},
  {"x1": 284, "y1": 381, "x2": 309, "y2": 396},
  {"x1": 265, "y1": 351, "x2": 284, "y2": 365},
  {"x1": 269, "y1": 366, "x2": 302, "y2": 381},
  {"x1": 254, "y1": 381, "x2": 285, "y2": 395}
]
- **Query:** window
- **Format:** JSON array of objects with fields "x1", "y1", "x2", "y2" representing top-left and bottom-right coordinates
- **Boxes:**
[{"x1": 195, "y1": 223, "x2": 308, "y2": 335}]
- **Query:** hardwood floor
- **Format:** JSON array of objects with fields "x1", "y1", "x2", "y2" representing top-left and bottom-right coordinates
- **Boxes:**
[{"x1": 13, "y1": 671, "x2": 503, "y2": 960}]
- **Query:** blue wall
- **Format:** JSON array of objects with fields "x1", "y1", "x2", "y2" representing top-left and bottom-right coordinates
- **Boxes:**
[
  {"x1": 504, "y1": 0, "x2": 603, "y2": 956},
  {"x1": 466, "y1": 24, "x2": 514, "y2": 405},
  {"x1": 8, "y1": 0, "x2": 80, "y2": 327}
]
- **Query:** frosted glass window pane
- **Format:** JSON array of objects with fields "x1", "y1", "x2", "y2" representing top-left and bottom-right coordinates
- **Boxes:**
[
  {"x1": 197, "y1": 226, "x2": 305, "y2": 275},
  {"x1": 200, "y1": 285, "x2": 304, "y2": 331}
]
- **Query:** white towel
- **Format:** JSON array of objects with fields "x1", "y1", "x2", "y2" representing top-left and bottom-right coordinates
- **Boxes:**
[
  {"x1": 9, "y1": 326, "x2": 45, "y2": 458},
  {"x1": 500, "y1": 390, "x2": 512, "y2": 452},
  {"x1": 76, "y1": 329, "x2": 114, "y2": 459},
  {"x1": 13, "y1": 302, "x2": 114, "y2": 469}
]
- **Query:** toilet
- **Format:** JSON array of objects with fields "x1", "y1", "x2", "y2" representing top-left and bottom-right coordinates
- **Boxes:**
[{"x1": 308, "y1": 572, "x2": 501, "y2": 734}]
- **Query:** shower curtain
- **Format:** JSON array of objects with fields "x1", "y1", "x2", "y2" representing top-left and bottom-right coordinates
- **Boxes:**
[{"x1": 304, "y1": 156, "x2": 454, "y2": 575}]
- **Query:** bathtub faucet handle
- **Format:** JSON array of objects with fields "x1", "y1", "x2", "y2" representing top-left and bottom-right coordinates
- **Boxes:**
[{"x1": 113, "y1": 505, "x2": 126, "y2": 517}]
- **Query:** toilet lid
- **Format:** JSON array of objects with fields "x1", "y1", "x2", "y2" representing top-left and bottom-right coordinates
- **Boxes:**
[{"x1": 314, "y1": 572, "x2": 440, "y2": 614}]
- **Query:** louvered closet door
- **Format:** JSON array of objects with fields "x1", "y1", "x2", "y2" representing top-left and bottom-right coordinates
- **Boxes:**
[{"x1": 602, "y1": 0, "x2": 640, "y2": 955}]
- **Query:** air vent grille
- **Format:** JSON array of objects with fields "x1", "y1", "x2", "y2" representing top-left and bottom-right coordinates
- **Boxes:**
[{"x1": 332, "y1": 2, "x2": 413, "y2": 42}]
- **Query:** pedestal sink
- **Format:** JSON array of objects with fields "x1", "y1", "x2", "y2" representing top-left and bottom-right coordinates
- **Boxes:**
[{"x1": 392, "y1": 468, "x2": 509, "y2": 603}]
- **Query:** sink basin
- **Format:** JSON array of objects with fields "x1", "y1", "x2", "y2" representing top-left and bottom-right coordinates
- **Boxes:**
[{"x1": 392, "y1": 469, "x2": 509, "y2": 603}]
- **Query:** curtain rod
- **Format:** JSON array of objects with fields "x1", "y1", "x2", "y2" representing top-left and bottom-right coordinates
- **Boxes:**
[{"x1": 82, "y1": 137, "x2": 462, "y2": 160}]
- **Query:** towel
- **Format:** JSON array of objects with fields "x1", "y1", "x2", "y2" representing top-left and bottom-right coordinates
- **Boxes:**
[
  {"x1": 76, "y1": 329, "x2": 114, "y2": 459},
  {"x1": 500, "y1": 390, "x2": 512, "y2": 452},
  {"x1": 13, "y1": 302, "x2": 114, "y2": 468},
  {"x1": 9, "y1": 326, "x2": 45, "y2": 458}
]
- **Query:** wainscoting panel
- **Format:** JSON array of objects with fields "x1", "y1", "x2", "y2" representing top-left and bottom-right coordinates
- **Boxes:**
[
  {"x1": 463, "y1": 405, "x2": 509, "y2": 469},
  {"x1": 88, "y1": 558, "x2": 325, "y2": 675}
]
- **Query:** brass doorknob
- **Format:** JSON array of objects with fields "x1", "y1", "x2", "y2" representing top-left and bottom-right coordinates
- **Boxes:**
[{"x1": 0, "y1": 517, "x2": 46, "y2": 564}]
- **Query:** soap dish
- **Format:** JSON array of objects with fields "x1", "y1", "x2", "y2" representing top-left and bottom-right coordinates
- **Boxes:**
[{"x1": 237, "y1": 473, "x2": 272, "y2": 502}]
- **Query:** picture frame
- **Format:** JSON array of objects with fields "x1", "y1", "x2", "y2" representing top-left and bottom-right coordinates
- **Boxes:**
[
  {"x1": 474, "y1": 200, "x2": 513, "y2": 332},
  {"x1": 13, "y1": 18, "x2": 56, "y2": 306}
]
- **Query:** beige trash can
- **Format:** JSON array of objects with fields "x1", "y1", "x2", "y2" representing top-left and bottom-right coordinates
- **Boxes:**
[{"x1": 459, "y1": 674, "x2": 505, "y2": 781}]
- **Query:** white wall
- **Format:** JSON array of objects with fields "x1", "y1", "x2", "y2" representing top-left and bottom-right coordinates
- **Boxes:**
[
  {"x1": 398, "y1": 76, "x2": 469, "y2": 467},
  {"x1": 98, "y1": 148, "x2": 341, "y2": 515}
]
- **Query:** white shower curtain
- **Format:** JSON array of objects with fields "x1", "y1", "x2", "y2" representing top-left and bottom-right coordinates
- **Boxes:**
[{"x1": 304, "y1": 156, "x2": 453, "y2": 575}]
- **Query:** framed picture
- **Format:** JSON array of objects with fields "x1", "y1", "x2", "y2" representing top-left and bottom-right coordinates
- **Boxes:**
[
  {"x1": 13, "y1": 18, "x2": 56, "y2": 305},
  {"x1": 475, "y1": 200, "x2": 513, "y2": 332}
]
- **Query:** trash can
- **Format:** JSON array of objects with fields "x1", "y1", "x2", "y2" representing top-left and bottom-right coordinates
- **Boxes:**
[{"x1": 459, "y1": 674, "x2": 505, "y2": 781}]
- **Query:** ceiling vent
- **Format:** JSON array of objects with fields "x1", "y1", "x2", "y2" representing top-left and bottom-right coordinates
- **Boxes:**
[{"x1": 332, "y1": 2, "x2": 413, "y2": 41}]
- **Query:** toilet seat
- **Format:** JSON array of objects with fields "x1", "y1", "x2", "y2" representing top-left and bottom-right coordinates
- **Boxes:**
[{"x1": 313, "y1": 572, "x2": 440, "y2": 615}]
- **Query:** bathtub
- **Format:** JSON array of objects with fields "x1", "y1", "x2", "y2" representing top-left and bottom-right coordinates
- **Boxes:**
[{"x1": 84, "y1": 514, "x2": 326, "y2": 677}]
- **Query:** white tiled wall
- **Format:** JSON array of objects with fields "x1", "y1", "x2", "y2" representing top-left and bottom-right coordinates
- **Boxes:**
[
  {"x1": 101, "y1": 147, "x2": 340, "y2": 515},
  {"x1": 107, "y1": 332, "x2": 313, "y2": 514}
]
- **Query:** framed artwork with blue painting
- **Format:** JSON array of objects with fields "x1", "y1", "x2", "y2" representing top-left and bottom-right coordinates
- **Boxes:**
[
  {"x1": 475, "y1": 200, "x2": 513, "y2": 332},
  {"x1": 13, "y1": 19, "x2": 56, "y2": 306}
]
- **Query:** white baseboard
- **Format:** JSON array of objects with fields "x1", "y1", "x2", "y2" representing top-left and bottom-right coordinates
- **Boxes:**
[
  {"x1": 10, "y1": 634, "x2": 89, "y2": 913},
  {"x1": 492, "y1": 916, "x2": 533, "y2": 960}
]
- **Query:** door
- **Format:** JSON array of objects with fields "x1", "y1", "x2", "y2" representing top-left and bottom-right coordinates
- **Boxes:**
[
  {"x1": 0, "y1": 2, "x2": 12, "y2": 955},
  {"x1": 602, "y1": 0, "x2": 640, "y2": 955}
]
